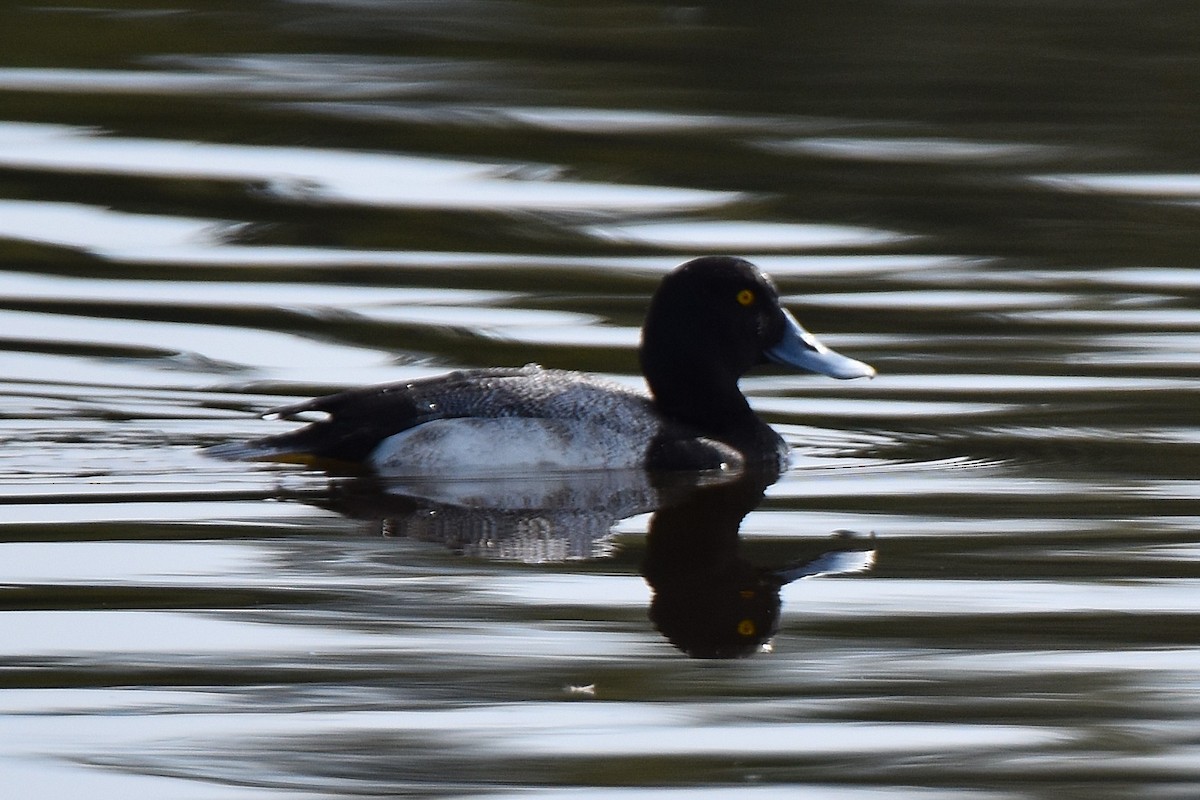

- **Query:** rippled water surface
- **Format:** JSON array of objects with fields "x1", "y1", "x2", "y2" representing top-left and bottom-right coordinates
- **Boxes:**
[{"x1": 4, "y1": 1, "x2": 1200, "y2": 797}]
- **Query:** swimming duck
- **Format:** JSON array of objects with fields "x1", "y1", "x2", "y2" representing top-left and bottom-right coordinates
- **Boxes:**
[{"x1": 210, "y1": 256, "x2": 874, "y2": 474}]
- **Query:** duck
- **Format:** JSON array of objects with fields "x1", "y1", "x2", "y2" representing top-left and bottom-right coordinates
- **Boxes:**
[{"x1": 209, "y1": 256, "x2": 874, "y2": 475}]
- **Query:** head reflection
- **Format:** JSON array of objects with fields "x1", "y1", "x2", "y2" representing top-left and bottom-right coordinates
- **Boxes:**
[
  {"x1": 317, "y1": 466, "x2": 872, "y2": 659},
  {"x1": 642, "y1": 472, "x2": 873, "y2": 658}
]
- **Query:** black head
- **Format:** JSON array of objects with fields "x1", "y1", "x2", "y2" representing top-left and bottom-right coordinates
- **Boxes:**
[
  {"x1": 640, "y1": 256, "x2": 786, "y2": 393},
  {"x1": 639, "y1": 256, "x2": 873, "y2": 438}
]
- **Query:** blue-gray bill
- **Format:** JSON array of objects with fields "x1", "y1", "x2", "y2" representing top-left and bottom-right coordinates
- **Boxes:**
[{"x1": 765, "y1": 309, "x2": 875, "y2": 379}]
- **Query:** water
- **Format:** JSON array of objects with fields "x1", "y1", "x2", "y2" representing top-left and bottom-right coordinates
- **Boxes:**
[{"x1": 3, "y1": 1, "x2": 1200, "y2": 797}]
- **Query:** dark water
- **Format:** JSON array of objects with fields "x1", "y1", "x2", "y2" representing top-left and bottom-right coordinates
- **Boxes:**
[{"x1": 3, "y1": 1, "x2": 1200, "y2": 797}]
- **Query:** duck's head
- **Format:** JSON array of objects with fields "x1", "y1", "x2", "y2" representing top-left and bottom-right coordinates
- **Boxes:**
[{"x1": 639, "y1": 256, "x2": 874, "y2": 411}]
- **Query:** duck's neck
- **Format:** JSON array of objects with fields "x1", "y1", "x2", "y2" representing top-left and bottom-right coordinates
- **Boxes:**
[
  {"x1": 647, "y1": 365, "x2": 753, "y2": 435},
  {"x1": 655, "y1": 378, "x2": 786, "y2": 470},
  {"x1": 643, "y1": 353, "x2": 790, "y2": 472}
]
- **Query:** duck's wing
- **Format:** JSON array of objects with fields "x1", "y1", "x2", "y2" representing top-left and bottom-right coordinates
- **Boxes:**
[{"x1": 210, "y1": 368, "x2": 536, "y2": 464}]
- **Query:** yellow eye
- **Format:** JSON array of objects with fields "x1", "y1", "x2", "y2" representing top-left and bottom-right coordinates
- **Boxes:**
[
  {"x1": 737, "y1": 619, "x2": 757, "y2": 637},
  {"x1": 736, "y1": 289, "x2": 755, "y2": 306}
]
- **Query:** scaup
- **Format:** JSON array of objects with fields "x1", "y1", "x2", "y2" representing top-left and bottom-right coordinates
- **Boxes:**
[{"x1": 210, "y1": 256, "x2": 874, "y2": 474}]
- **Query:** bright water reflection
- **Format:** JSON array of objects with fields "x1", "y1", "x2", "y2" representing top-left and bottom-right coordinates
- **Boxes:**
[
  {"x1": 0, "y1": 121, "x2": 742, "y2": 212},
  {"x1": 3, "y1": 0, "x2": 1200, "y2": 797}
]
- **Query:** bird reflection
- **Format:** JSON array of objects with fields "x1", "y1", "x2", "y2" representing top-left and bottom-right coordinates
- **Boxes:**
[
  {"x1": 315, "y1": 466, "x2": 873, "y2": 659},
  {"x1": 642, "y1": 470, "x2": 873, "y2": 658}
]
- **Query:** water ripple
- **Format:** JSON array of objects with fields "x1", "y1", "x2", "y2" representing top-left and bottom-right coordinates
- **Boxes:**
[{"x1": 0, "y1": 122, "x2": 742, "y2": 213}]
